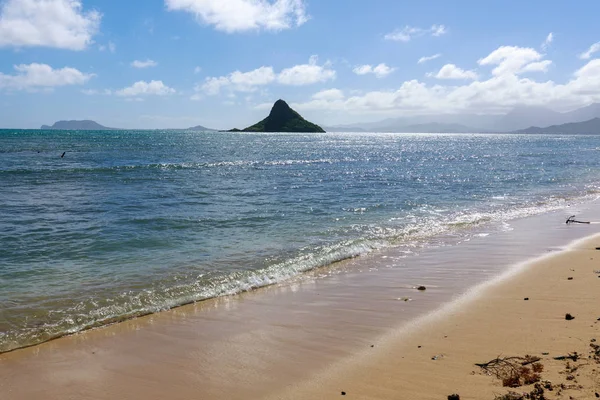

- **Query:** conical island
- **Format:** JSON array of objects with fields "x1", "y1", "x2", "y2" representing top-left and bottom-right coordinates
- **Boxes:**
[{"x1": 230, "y1": 100, "x2": 325, "y2": 133}]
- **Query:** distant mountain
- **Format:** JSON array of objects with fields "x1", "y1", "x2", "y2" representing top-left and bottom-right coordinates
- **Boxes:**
[
  {"x1": 230, "y1": 100, "x2": 325, "y2": 133},
  {"x1": 323, "y1": 125, "x2": 366, "y2": 132},
  {"x1": 326, "y1": 120, "x2": 484, "y2": 133},
  {"x1": 515, "y1": 118, "x2": 600, "y2": 134},
  {"x1": 324, "y1": 103, "x2": 600, "y2": 133},
  {"x1": 184, "y1": 125, "x2": 217, "y2": 131},
  {"x1": 381, "y1": 122, "x2": 481, "y2": 133},
  {"x1": 561, "y1": 103, "x2": 600, "y2": 124},
  {"x1": 495, "y1": 106, "x2": 564, "y2": 132},
  {"x1": 41, "y1": 120, "x2": 114, "y2": 130}
]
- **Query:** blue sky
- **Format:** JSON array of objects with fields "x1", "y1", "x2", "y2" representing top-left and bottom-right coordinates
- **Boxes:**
[{"x1": 2, "y1": 0, "x2": 600, "y2": 129}]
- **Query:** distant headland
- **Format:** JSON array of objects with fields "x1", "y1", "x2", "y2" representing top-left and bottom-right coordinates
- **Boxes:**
[
  {"x1": 228, "y1": 100, "x2": 325, "y2": 133},
  {"x1": 40, "y1": 120, "x2": 216, "y2": 131},
  {"x1": 41, "y1": 120, "x2": 115, "y2": 130}
]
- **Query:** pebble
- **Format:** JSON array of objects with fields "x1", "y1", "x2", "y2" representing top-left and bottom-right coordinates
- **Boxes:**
[
  {"x1": 417, "y1": 286, "x2": 427, "y2": 291},
  {"x1": 565, "y1": 313, "x2": 575, "y2": 321}
]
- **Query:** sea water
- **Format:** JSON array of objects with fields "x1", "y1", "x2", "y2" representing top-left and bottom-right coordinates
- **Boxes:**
[{"x1": 2, "y1": 130, "x2": 600, "y2": 352}]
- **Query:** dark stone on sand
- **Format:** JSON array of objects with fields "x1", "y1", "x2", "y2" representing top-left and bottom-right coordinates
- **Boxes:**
[
  {"x1": 524, "y1": 297, "x2": 530, "y2": 301},
  {"x1": 448, "y1": 395, "x2": 460, "y2": 400},
  {"x1": 370, "y1": 345, "x2": 374, "y2": 347},
  {"x1": 418, "y1": 345, "x2": 422, "y2": 348},
  {"x1": 568, "y1": 277, "x2": 573, "y2": 280},
  {"x1": 341, "y1": 391, "x2": 346, "y2": 396},
  {"x1": 417, "y1": 286, "x2": 427, "y2": 291},
  {"x1": 565, "y1": 313, "x2": 575, "y2": 321},
  {"x1": 595, "y1": 392, "x2": 599, "y2": 398}
]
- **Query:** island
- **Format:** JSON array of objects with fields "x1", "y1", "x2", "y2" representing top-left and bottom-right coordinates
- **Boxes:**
[
  {"x1": 185, "y1": 125, "x2": 216, "y2": 131},
  {"x1": 229, "y1": 99, "x2": 325, "y2": 133},
  {"x1": 40, "y1": 121, "x2": 217, "y2": 131},
  {"x1": 41, "y1": 120, "x2": 114, "y2": 130}
]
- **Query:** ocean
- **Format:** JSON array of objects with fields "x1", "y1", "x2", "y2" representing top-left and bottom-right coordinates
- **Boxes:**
[{"x1": 2, "y1": 129, "x2": 600, "y2": 353}]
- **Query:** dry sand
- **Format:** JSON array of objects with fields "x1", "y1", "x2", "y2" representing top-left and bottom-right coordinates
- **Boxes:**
[{"x1": 271, "y1": 234, "x2": 600, "y2": 400}]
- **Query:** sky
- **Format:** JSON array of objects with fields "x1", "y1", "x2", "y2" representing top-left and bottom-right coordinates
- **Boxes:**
[{"x1": 2, "y1": 0, "x2": 600, "y2": 129}]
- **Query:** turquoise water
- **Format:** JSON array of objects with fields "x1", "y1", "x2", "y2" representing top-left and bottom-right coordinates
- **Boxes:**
[{"x1": 2, "y1": 130, "x2": 600, "y2": 352}]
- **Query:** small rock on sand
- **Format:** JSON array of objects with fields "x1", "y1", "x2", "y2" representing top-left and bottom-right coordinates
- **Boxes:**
[
  {"x1": 448, "y1": 395, "x2": 460, "y2": 400},
  {"x1": 417, "y1": 286, "x2": 427, "y2": 291},
  {"x1": 565, "y1": 313, "x2": 575, "y2": 321}
]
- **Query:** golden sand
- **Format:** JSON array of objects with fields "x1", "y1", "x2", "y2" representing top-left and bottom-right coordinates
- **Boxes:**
[{"x1": 272, "y1": 235, "x2": 600, "y2": 399}]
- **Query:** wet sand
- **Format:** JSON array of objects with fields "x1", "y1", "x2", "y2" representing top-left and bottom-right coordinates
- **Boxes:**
[
  {"x1": 273, "y1": 234, "x2": 600, "y2": 400},
  {"x1": 1, "y1": 206, "x2": 600, "y2": 399}
]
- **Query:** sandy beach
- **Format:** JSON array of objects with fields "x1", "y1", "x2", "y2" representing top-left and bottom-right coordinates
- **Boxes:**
[
  {"x1": 273, "y1": 234, "x2": 600, "y2": 400},
  {"x1": 1, "y1": 213, "x2": 599, "y2": 400}
]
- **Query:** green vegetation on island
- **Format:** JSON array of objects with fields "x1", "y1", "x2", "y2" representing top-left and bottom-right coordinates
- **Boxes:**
[{"x1": 229, "y1": 100, "x2": 325, "y2": 133}]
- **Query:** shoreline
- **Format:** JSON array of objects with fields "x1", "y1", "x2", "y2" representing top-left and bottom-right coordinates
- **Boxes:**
[
  {"x1": 272, "y1": 233, "x2": 600, "y2": 400},
  {"x1": 1, "y1": 207, "x2": 600, "y2": 399},
  {"x1": 3, "y1": 193, "x2": 598, "y2": 354}
]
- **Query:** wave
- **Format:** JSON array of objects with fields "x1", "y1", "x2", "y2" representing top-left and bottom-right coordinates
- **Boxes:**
[
  {"x1": 2, "y1": 186, "x2": 599, "y2": 353},
  {"x1": 0, "y1": 158, "x2": 360, "y2": 176}
]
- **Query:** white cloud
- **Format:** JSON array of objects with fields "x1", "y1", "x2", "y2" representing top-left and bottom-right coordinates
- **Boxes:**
[
  {"x1": 198, "y1": 56, "x2": 335, "y2": 95},
  {"x1": 478, "y1": 46, "x2": 547, "y2": 76},
  {"x1": 116, "y1": 80, "x2": 176, "y2": 97},
  {"x1": 579, "y1": 42, "x2": 600, "y2": 60},
  {"x1": 0, "y1": 0, "x2": 101, "y2": 50},
  {"x1": 277, "y1": 55, "x2": 336, "y2": 85},
  {"x1": 353, "y1": 63, "x2": 395, "y2": 78},
  {"x1": 541, "y1": 32, "x2": 553, "y2": 50},
  {"x1": 385, "y1": 24, "x2": 447, "y2": 42},
  {"x1": 428, "y1": 64, "x2": 478, "y2": 80},
  {"x1": 520, "y1": 60, "x2": 552, "y2": 73},
  {"x1": 199, "y1": 67, "x2": 276, "y2": 94},
  {"x1": 312, "y1": 88, "x2": 344, "y2": 101},
  {"x1": 194, "y1": 66, "x2": 202, "y2": 74},
  {"x1": 0, "y1": 63, "x2": 94, "y2": 90},
  {"x1": 131, "y1": 59, "x2": 158, "y2": 69},
  {"x1": 99, "y1": 41, "x2": 116, "y2": 53},
  {"x1": 230, "y1": 66, "x2": 277, "y2": 89},
  {"x1": 81, "y1": 88, "x2": 112, "y2": 95},
  {"x1": 200, "y1": 76, "x2": 232, "y2": 95},
  {"x1": 418, "y1": 54, "x2": 441, "y2": 64},
  {"x1": 164, "y1": 0, "x2": 309, "y2": 33},
  {"x1": 290, "y1": 46, "x2": 600, "y2": 118},
  {"x1": 431, "y1": 24, "x2": 447, "y2": 37}
]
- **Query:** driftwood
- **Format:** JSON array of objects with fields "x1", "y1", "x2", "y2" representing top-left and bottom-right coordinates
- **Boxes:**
[
  {"x1": 552, "y1": 353, "x2": 579, "y2": 361},
  {"x1": 566, "y1": 215, "x2": 590, "y2": 224},
  {"x1": 476, "y1": 355, "x2": 542, "y2": 387},
  {"x1": 475, "y1": 355, "x2": 541, "y2": 370}
]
